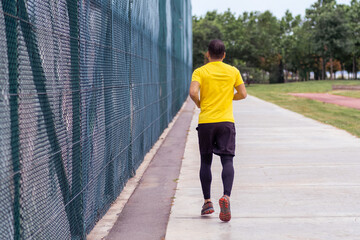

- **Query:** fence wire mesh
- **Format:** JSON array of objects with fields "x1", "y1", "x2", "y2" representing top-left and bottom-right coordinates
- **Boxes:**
[{"x1": 0, "y1": 0, "x2": 192, "y2": 239}]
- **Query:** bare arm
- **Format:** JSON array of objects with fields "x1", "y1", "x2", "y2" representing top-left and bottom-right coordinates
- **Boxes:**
[
  {"x1": 189, "y1": 81, "x2": 201, "y2": 108},
  {"x1": 233, "y1": 84, "x2": 247, "y2": 100}
]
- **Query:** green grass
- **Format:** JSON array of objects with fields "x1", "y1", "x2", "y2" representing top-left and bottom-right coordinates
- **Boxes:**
[
  {"x1": 247, "y1": 80, "x2": 360, "y2": 138},
  {"x1": 330, "y1": 90, "x2": 360, "y2": 99}
]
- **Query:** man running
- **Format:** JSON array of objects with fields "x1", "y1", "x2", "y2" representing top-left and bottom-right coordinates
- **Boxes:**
[{"x1": 189, "y1": 39, "x2": 247, "y2": 222}]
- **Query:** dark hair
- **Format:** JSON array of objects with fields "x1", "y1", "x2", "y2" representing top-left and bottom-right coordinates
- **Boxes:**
[{"x1": 208, "y1": 39, "x2": 225, "y2": 59}]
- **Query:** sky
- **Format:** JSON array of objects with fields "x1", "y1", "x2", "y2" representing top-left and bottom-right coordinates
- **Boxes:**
[{"x1": 191, "y1": 0, "x2": 352, "y2": 19}]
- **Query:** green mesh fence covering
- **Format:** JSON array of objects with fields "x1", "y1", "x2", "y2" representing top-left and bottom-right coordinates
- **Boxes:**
[{"x1": 0, "y1": 0, "x2": 192, "y2": 239}]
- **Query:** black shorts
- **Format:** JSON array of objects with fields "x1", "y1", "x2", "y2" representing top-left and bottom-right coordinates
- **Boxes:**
[{"x1": 196, "y1": 122, "x2": 236, "y2": 156}]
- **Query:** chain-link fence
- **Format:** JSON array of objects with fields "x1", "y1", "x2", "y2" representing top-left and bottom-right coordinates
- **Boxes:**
[{"x1": 0, "y1": 0, "x2": 192, "y2": 239}]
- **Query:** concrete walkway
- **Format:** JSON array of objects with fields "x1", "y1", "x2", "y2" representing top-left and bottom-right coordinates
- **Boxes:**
[{"x1": 165, "y1": 96, "x2": 360, "y2": 240}]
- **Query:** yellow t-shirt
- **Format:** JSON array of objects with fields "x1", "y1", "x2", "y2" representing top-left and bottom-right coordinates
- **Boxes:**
[{"x1": 192, "y1": 61, "x2": 244, "y2": 124}]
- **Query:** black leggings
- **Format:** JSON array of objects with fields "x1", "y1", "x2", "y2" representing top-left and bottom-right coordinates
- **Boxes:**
[{"x1": 199, "y1": 153, "x2": 234, "y2": 200}]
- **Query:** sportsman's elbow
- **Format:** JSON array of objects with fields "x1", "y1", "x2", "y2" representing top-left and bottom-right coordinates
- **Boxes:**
[
  {"x1": 239, "y1": 85, "x2": 247, "y2": 99},
  {"x1": 189, "y1": 82, "x2": 200, "y2": 98},
  {"x1": 234, "y1": 85, "x2": 247, "y2": 100},
  {"x1": 242, "y1": 92, "x2": 247, "y2": 99},
  {"x1": 234, "y1": 92, "x2": 247, "y2": 101},
  {"x1": 189, "y1": 88, "x2": 198, "y2": 99}
]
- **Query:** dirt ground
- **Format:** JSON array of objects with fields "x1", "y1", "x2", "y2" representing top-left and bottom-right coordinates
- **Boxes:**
[{"x1": 289, "y1": 93, "x2": 360, "y2": 110}]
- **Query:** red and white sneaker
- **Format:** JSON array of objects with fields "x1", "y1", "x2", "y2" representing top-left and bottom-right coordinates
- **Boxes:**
[
  {"x1": 219, "y1": 196, "x2": 231, "y2": 222},
  {"x1": 201, "y1": 201, "x2": 215, "y2": 215}
]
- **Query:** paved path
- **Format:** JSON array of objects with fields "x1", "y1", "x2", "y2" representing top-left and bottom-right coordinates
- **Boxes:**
[
  {"x1": 166, "y1": 96, "x2": 360, "y2": 240},
  {"x1": 290, "y1": 93, "x2": 360, "y2": 110}
]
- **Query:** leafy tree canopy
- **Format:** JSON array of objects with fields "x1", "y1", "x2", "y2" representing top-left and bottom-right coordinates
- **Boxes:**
[{"x1": 193, "y1": 0, "x2": 360, "y2": 82}]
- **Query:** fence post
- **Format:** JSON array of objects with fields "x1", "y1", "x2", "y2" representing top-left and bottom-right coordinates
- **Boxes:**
[
  {"x1": 2, "y1": 1, "x2": 21, "y2": 239},
  {"x1": 66, "y1": 0, "x2": 84, "y2": 238}
]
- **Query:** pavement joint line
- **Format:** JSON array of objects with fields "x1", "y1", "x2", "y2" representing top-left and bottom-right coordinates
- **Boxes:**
[
  {"x1": 179, "y1": 185, "x2": 360, "y2": 189},
  {"x1": 173, "y1": 216, "x2": 360, "y2": 219},
  {"x1": 233, "y1": 185, "x2": 360, "y2": 188},
  {"x1": 236, "y1": 164, "x2": 360, "y2": 168},
  {"x1": 87, "y1": 98, "x2": 190, "y2": 240}
]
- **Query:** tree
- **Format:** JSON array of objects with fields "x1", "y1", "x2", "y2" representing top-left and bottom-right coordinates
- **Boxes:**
[
  {"x1": 215, "y1": 10, "x2": 246, "y2": 65},
  {"x1": 306, "y1": 0, "x2": 349, "y2": 79},
  {"x1": 348, "y1": 0, "x2": 360, "y2": 79},
  {"x1": 242, "y1": 11, "x2": 284, "y2": 83},
  {"x1": 192, "y1": 12, "x2": 223, "y2": 69},
  {"x1": 192, "y1": 0, "x2": 358, "y2": 83},
  {"x1": 279, "y1": 11, "x2": 302, "y2": 81}
]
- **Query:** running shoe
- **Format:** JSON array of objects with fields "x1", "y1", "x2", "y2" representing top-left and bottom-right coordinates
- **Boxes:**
[
  {"x1": 201, "y1": 201, "x2": 214, "y2": 215},
  {"x1": 219, "y1": 196, "x2": 231, "y2": 222}
]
